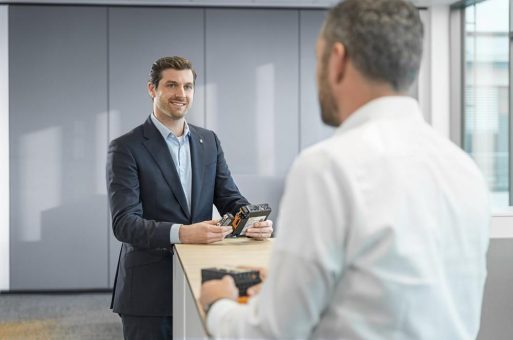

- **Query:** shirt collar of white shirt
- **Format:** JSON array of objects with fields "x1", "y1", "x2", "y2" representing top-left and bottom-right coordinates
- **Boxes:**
[
  {"x1": 336, "y1": 96, "x2": 423, "y2": 136},
  {"x1": 150, "y1": 113, "x2": 191, "y2": 141}
]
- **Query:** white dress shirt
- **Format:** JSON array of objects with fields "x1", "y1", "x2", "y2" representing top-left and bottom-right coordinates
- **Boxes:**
[
  {"x1": 207, "y1": 97, "x2": 490, "y2": 340},
  {"x1": 150, "y1": 113, "x2": 191, "y2": 244}
]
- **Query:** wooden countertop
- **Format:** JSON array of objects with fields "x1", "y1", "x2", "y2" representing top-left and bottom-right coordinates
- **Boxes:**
[{"x1": 174, "y1": 237, "x2": 274, "y2": 321}]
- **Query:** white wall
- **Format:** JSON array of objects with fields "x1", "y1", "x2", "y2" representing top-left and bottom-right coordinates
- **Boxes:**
[
  {"x1": 0, "y1": 5, "x2": 10, "y2": 291},
  {"x1": 428, "y1": 5, "x2": 451, "y2": 138}
]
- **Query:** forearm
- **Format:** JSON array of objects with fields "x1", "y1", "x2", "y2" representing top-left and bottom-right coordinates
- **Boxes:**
[
  {"x1": 112, "y1": 212, "x2": 173, "y2": 249},
  {"x1": 206, "y1": 251, "x2": 328, "y2": 339}
]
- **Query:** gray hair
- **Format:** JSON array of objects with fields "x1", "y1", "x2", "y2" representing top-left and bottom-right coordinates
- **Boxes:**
[{"x1": 322, "y1": 0, "x2": 423, "y2": 92}]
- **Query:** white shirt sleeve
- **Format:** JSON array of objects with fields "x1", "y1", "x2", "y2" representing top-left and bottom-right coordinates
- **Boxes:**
[
  {"x1": 170, "y1": 223, "x2": 182, "y2": 244},
  {"x1": 206, "y1": 150, "x2": 351, "y2": 339}
]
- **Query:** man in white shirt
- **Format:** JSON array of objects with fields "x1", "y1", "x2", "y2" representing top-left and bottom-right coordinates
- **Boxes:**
[{"x1": 199, "y1": 0, "x2": 490, "y2": 339}]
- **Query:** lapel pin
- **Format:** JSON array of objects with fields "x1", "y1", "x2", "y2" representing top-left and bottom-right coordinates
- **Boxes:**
[{"x1": 199, "y1": 138, "x2": 203, "y2": 144}]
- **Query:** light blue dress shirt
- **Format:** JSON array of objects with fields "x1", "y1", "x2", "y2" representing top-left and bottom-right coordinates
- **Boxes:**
[{"x1": 150, "y1": 113, "x2": 192, "y2": 244}]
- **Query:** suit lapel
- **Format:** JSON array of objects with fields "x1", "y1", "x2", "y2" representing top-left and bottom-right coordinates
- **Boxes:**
[
  {"x1": 142, "y1": 117, "x2": 190, "y2": 219},
  {"x1": 189, "y1": 126, "x2": 205, "y2": 220}
]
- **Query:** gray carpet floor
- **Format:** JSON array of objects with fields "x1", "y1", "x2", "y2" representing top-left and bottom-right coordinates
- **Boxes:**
[{"x1": 0, "y1": 293, "x2": 122, "y2": 339}]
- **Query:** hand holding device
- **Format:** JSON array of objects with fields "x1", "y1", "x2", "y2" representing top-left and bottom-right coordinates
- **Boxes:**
[
  {"x1": 201, "y1": 267, "x2": 261, "y2": 297},
  {"x1": 218, "y1": 203, "x2": 272, "y2": 236}
]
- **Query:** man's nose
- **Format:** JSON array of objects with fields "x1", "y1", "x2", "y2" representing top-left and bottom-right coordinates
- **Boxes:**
[{"x1": 175, "y1": 86, "x2": 186, "y2": 97}]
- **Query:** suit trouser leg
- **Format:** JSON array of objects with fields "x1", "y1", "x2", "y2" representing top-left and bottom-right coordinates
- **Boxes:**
[{"x1": 120, "y1": 314, "x2": 172, "y2": 340}]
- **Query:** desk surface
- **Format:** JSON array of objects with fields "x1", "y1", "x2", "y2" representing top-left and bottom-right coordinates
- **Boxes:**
[{"x1": 174, "y1": 237, "x2": 274, "y2": 321}]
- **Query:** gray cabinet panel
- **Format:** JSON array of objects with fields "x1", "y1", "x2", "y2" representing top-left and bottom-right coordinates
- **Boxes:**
[
  {"x1": 299, "y1": 10, "x2": 334, "y2": 150},
  {"x1": 108, "y1": 7, "x2": 205, "y2": 286},
  {"x1": 478, "y1": 239, "x2": 513, "y2": 340},
  {"x1": 232, "y1": 175, "x2": 284, "y2": 223},
  {"x1": 108, "y1": 7, "x2": 205, "y2": 139},
  {"x1": 206, "y1": 9, "x2": 299, "y2": 226},
  {"x1": 205, "y1": 9, "x2": 299, "y2": 177},
  {"x1": 205, "y1": 9, "x2": 300, "y2": 226},
  {"x1": 9, "y1": 6, "x2": 109, "y2": 289}
]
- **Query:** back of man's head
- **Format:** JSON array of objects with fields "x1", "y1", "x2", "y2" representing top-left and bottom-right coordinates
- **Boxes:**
[{"x1": 322, "y1": 0, "x2": 423, "y2": 92}]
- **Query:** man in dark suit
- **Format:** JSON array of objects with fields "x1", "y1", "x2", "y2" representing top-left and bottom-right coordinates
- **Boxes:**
[{"x1": 106, "y1": 56, "x2": 273, "y2": 340}]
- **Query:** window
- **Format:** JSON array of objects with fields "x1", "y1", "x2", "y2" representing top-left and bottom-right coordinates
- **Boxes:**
[{"x1": 463, "y1": 0, "x2": 509, "y2": 208}]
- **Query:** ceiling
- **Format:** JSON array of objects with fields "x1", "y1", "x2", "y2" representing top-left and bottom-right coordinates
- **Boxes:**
[{"x1": 3, "y1": 0, "x2": 460, "y2": 8}]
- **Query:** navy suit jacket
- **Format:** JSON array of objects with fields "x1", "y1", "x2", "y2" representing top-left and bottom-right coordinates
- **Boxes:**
[{"x1": 106, "y1": 116, "x2": 249, "y2": 316}]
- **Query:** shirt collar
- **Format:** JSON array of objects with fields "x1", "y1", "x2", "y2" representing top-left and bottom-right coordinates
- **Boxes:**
[
  {"x1": 335, "y1": 96, "x2": 423, "y2": 135},
  {"x1": 150, "y1": 113, "x2": 191, "y2": 140}
]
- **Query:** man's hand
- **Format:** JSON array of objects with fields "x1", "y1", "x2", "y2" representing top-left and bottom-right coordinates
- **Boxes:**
[
  {"x1": 244, "y1": 220, "x2": 273, "y2": 240},
  {"x1": 199, "y1": 276, "x2": 239, "y2": 312},
  {"x1": 238, "y1": 266, "x2": 268, "y2": 297},
  {"x1": 179, "y1": 220, "x2": 232, "y2": 244}
]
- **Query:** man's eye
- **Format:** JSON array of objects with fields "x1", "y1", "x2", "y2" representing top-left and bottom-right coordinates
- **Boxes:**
[
  {"x1": 167, "y1": 84, "x2": 176, "y2": 88},
  {"x1": 185, "y1": 85, "x2": 193, "y2": 90}
]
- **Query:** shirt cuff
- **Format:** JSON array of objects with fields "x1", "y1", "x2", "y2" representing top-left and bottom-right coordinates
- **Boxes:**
[
  {"x1": 170, "y1": 223, "x2": 182, "y2": 244},
  {"x1": 206, "y1": 298, "x2": 240, "y2": 336}
]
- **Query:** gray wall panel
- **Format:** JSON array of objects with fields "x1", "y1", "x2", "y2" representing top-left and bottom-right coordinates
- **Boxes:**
[
  {"x1": 299, "y1": 9, "x2": 334, "y2": 150},
  {"x1": 9, "y1": 6, "x2": 109, "y2": 289},
  {"x1": 107, "y1": 7, "x2": 205, "y2": 286},
  {"x1": 478, "y1": 239, "x2": 513, "y2": 340},
  {"x1": 205, "y1": 9, "x2": 299, "y2": 223},
  {"x1": 232, "y1": 175, "x2": 284, "y2": 225},
  {"x1": 0, "y1": 5, "x2": 9, "y2": 291},
  {"x1": 205, "y1": 9, "x2": 299, "y2": 177},
  {"x1": 108, "y1": 7, "x2": 205, "y2": 139}
]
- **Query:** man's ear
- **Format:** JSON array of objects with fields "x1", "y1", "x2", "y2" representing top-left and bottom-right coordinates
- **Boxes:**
[
  {"x1": 328, "y1": 42, "x2": 347, "y2": 86},
  {"x1": 147, "y1": 82, "x2": 156, "y2": 99}
]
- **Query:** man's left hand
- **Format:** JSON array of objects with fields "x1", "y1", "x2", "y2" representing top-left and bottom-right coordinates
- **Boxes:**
[{"x1": 244, "y1": 220, "x2": 273, "y2": 240}]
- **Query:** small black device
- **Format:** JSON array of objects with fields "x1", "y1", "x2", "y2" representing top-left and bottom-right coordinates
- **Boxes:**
[
  {"x1": 231, "y1": 203, "x2": 272, "y2": 236},
  {"x1": 218, "y1": 213, "x2": 234, "y2": 226},
  {"x1": 201, "y1": 267, "x2": 261, "y2": 296}
]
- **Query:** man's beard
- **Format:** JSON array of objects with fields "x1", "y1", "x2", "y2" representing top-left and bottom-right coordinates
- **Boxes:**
[{"x1": 318, "y1": 63, "x2": 340, "y2": 127}]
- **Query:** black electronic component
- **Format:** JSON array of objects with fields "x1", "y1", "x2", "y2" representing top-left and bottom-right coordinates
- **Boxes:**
[
  {"x1": 231, "y1": 203, "x2": 272, "y2": 236},
  {"x1": 201, "y1": 267, "x2": 261, "y2": 296},
  {"x1": 218, "y1": 213, "x2": 234, "y2": 226}
]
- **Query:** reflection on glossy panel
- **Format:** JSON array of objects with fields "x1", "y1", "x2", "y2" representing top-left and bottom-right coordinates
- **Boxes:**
[
  {"x1": 17, "y1": 126, "x2": 62, "y2": 242},
  {"x1": 299, "y1": 9, "x2": 334, "y2": 150},
  {"x1": 0, "y1": 5, "x2": 9, "y2": 291},
  {"x1": 255, "y1": 63, "x2": 276, "y2": 176},
  {"x1": 9, "y1": 6, "x2": 109, "y2": 289},
  {"x1": 205, "y1": 8, "x2": 299, "y2": 177},
  {"x1": 108, "y1": 7, "x2": 205, "y2": 140}
]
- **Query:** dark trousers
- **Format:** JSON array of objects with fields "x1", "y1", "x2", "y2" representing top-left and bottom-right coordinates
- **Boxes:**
[{"x1": 120, "y1": 314, "x2": 172, "y2": 340}]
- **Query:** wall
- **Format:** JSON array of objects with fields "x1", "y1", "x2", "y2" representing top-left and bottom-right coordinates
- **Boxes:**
[
  {"x1": 0, "y1": 5, "x2": 9, "y2": 291},
  {"x1": 478, "y1": 239, "x2": 513, "y2": 340},
  {"x1": 6, "y1": 4, "x2": 328, "y2": 290},
  {"x1": 9, "y1": 6, "x2": 109, "y2": 290}
]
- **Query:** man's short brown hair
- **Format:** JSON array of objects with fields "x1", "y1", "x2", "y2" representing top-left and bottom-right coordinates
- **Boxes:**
[{"x1": 149, "y1": 56, "x2": 197, "y2": 88}]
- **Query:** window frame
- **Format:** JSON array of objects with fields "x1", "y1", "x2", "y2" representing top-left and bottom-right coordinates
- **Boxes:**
[{"x1": 452, "y1": 0, "x2": 513, "y2": 238}]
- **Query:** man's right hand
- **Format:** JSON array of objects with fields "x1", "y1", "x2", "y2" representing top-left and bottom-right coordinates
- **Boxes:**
[
  {"x1": 239, "y1": 266, "x2": 267, "y2": 297},
  {"x1": 179, "y1": 220, "x2": 232, "y2": 244}
]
